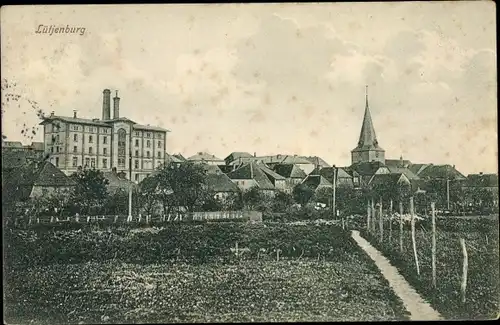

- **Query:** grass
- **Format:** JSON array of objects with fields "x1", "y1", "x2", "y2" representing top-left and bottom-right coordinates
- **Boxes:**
[
  {"x1": 4, "y1": 222, "x2": 410, "y2": 323},
  {"x1": 361, "y1": 217, "x2": 499, "y2": 320}
]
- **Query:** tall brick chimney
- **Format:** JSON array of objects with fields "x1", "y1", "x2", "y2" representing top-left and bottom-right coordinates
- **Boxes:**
[
  {"x1": 102, "y1": 89, "x2": 111, "y2": 120},
  {"x1": 113, "y1": 90, "x2": 120, "y2": 119}
]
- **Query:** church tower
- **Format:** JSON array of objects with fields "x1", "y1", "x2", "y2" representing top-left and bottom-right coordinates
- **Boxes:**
[{"x1": 351, "y1": 86, "x2": 385, "y2": 165}]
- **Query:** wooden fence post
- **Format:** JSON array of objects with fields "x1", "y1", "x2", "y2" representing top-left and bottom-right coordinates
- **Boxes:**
[
  {"x1": 389, "y1": 200, "x2": 393, "y2": 242},
  {"x1": 460, "y1": 238, "x2": 468, "y2": 303},
  {"x1": 371, "y1": 199, "x2": 376, "y2": 233},
  {"x1": 367, "y1": 200, "x2": 371, "y2": 232},
  {"x1": 379, "y1": 197, "x2": 383, "y2": 242},
  {"x1": 399, "y1": 201, "x2": 403, "y2": 253},
  {"x1": 431, "y1": 202, "x2": 437, "y2": 288},
  {"x1": 410, "y1": 197, "x2": 420, "y2": 276}
]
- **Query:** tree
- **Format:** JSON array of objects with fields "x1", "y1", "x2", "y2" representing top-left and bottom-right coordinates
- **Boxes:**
[
  {"x1": 138, "y1": 175, "x2": 160, "y2": 215},
  {"x1": 272, "y1": 190, "x2": 295, "y2": 212},
  {"x1": 154, "y1": 162, "x2": 208, "y2": 213},
  {"x1": 242, "y1": 186, "x2": 264, "y2": 210},
  {"x1": 293, "y1": 183, "x2": 315, "y2": 206},
  {"x1": 69, "y1": 168, "x2": 110, "y2": 215}
]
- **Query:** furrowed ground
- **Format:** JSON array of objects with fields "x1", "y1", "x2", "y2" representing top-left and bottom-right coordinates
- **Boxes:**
[{"x1": 4, "y1": 222, "x2": 410, "y2": 323}]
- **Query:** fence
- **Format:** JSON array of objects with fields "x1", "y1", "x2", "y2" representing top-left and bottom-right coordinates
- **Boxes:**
[
  {"x1": 8, "y1": 210, "x2": 263, "y2": 227},
  {"x1": 362, "y1": 197, "x2": 499, "y2": 318}
]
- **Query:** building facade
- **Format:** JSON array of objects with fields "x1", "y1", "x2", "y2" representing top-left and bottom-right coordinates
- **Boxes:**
[{"x1": 40, "y1": 89, "x2": 170, "y2": 183}]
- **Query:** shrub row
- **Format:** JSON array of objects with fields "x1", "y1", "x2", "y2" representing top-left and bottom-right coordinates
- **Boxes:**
[{"x1": 4, "y1": 223, "x2": 360, "y2": 270}]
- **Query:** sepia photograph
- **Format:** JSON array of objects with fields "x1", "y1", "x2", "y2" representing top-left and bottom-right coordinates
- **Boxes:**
[{"x1": 1, "y1": 2, "x2": 498, "y2": 323}]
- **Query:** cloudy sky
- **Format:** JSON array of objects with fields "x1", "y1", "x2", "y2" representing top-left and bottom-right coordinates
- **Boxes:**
[{"x1": 1, "y1": 2, "x2": 497, "y2": 174}]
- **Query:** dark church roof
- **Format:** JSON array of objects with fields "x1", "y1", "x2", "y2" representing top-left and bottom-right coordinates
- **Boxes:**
[
  {"x1": 348, "y1": 161, "x2": 387, "y2": 176},
  {"x1": 352, "y1": 87, "x2": 384, "y2": 152}
]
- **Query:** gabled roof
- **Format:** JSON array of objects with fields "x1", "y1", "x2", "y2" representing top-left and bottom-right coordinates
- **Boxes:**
[
  {"x1": 417, "y1": 164, "x2": 466, "y2": 180},
  {"x1": 206, "y1": 173, "x2": 240, "y2": 193},
  {"x1": 387, "y1": 166, "x2": 420, "y2": 180},
  {"x1": 226, "y1": 162, "x2": 275, "y2": 190},
  {"x1": 348, "y1": 161, "x2": 387, "y2": 176},
  {"x1": 408, "y1": 163, "x2": 430, "y2": 175},
  {"x1": 302, "y1": 156, "x2": 331, "y2": 167},
  {"x1": 464, "y1": 174, "x2": 498, "y2": 188},
  {"x1": 103, "y1": 171, "x2": 137, "y2": 193},
  {"x1": 217, "y1": 165, "x2": 233, "y2": 174},
  {"x1": 172, "y1": 154, "x2": 187, "y2": 162},
  {"x1": 352, "y1": 89, "x2": 384, "y2": 152},
  {"x1": 369, "y1": 173, "x2": 409, "y2": 187},
  {"x1": 273, "y1": 155, "x2": 313, "y2": 165},
  {"x1": 2, "y1": 151, "x2": 43, "y2": 169},
  {"x1": 385, "y1": 158, "x2": 412, "y2": 168},
  {"x1": 301, "y1": 175, "x2": 332, "y2": 190},
  {"x1": 3, "y1": 161, "x2": 76, "y2": 201},
  {"x1": 202, "y1": 164, "x2": 223, "y2": 175},
  {"x1": 257, "y1": 162, "x2": 285, "y2": 181},
  {"x1": 309, "y1": 167, "x2": 353, "y2": 183},
  {"x1": 188, "y1": 152, "x2": 224, "y2": 162},
  {"x1": 273, "y1": 164, "x2": 307, "y2": 179},
  {"x1": 224, "y1": 152, "x2": 253, "y2": 162},
  {"x1": 165, "y1": 153, "x2": 184, "y2": 164}
]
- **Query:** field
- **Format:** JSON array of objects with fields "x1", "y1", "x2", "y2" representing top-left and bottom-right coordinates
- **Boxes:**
[
  {"x1": 4, "y1": 222, "x2": 410, "y2": 323},
  {"x1": 361, "y1": 216, "x2": 499, "y2": 320}
]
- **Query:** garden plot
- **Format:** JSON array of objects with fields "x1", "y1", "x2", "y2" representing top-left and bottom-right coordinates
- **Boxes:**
[{"x1": 4, "y1": 223, "x2": 411, "y2": 323}]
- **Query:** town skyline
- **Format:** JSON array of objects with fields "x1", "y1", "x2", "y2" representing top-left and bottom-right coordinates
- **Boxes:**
[{"x1": 1, "y1": 2, "x2": 497, "y2": 175}]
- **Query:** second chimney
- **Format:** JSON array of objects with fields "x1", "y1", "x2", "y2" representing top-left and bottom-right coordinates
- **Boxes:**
[
  {"x1": 113, "y1": 90, "x2": 120, "y2": 119},
  {"x1": 73, "y1": 110, "x2": 77, "y2": 118},
  {"x1": 102, "y1": 89, "x2": 111, "y2": 120}
]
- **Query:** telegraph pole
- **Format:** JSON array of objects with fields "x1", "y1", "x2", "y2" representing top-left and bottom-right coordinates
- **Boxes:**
[
  {"x1": 128, "y1": 132, "x2": 133, "y2": 219},
  {"x1": 332, "y1": 166, "x2": 337, "y2": 219},
  {"x1": 446, "y1": 178, "x2": 450, "y2": 211}
]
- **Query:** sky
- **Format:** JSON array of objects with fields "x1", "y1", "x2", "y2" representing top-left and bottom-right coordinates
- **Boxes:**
[{"x1": 1, "y1": 2, "x2": 497, "y2": 175}]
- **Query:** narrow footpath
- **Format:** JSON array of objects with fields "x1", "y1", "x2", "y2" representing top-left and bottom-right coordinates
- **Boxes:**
[{"x1": 351, "y1": 230, "x2": 443, "y2": 321}]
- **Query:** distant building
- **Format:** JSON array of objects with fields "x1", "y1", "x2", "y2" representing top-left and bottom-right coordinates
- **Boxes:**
[
  {"x1": 187, "y1": 152, "x2": 225, "y2": 165},
  {"x1": 257, "y1": 162, "x2": 287, "y2": 192},
  {"x1": 224, "y1": 152, "x2": 254, "y2": 165},
  {"x1": 3, "y1": 161, "x2": 76, "y2": 201},
  {"x1": 309, "y1": 166, "x2": 355, "y2": 187},
  {"x1": 226, "y1": 162, "x2": 276, "y2": 196},
  {"x1": 351, "y1": 87, "x2": 385, "y2": 165},
  {"x1": 39, "y1": 89, "x2": 170, "y2": 183},
  {"x1": 300, "y1": 174, "x2": 333, "y2": 194},
  {"x1": 273, "y1": 163, "x2": 307, "y2": 193}
]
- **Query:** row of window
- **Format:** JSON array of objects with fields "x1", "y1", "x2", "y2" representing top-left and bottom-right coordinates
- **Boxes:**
[
  {"x1": 73, "y1": 134, "x2": 108, "y2": 144},
  {"x1": 71, "y1": 157, "x2": 107, "y2": 168},
  {"x1": 70, "y1": 125, "x2": 110, "y2": 133},
  {"x1": 135, "y1": 139, "x2": 163, "y2": 148},
  {"x1": 134, "y1": 131, "x2": 162, "y2": 139}
]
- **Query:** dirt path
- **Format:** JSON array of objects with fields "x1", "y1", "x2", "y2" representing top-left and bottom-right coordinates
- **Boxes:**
[{"x1": 351, "y1": 230, "x2": 443, "y2": 321}]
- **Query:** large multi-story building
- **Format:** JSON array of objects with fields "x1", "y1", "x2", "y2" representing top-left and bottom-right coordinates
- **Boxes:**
[{"x1": 40, "y1": 89, "x2": 170, "y2": 183}]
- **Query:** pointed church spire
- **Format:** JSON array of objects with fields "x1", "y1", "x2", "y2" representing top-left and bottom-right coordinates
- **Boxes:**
[{"x1": 357, "y1": 85, "x2": 379, "y2": 149}]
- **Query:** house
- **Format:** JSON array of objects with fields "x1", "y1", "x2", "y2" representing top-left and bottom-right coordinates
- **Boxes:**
[
  {"x1": 165, "y1": 153, "x2": 185, "y2": 167},
  {"x1": 226, "y1": 162, "x2": 276, "y2": 196},
  {"x1": 205, "y1": 173, "x2": 241, "y2": 203},
  {"x1": 3, "y1": 161, "x2": 76, "y2": 201},
  {"x1": 265, "y1": 155, "x2": 316, "y2": 175},
  {"x1": 172, "y1": 153, "x2": 187, "y2": 162},
  {"x1": 256, "y1": 162, "x2": 287, "y2": 192},
  {"x1": 414, "y1": 164, "x2": 466, "y2": 181},
  {"x1": 309, "y1": 166, "x2": 355, "y2": 187},
  {"x1": 103, "y1": 167, "x2": 138, "y2": 195},
  {"x1": 187, "y1": 152, "x2": 225, "y2": 165},
  {"x1": 272, "y1": 163, "x2": 307, "y2": 193},
  {"x1": 369, "y1": 173, "x2": 411, "y2": 188},
  {"x1": 303, "y1": 156, "x2": 331, "y2": 169},
  {"x1": 385, "y1": 156, "x2": 412, "y2": 169},
  {"x1": 201, "y1": 163, "x2": 224, "y2": 175},
  {"x1": 462, "y1": 173, "x2": 499, "y2": 207},
  {"x1": 346, "y1": 161, "x2": 390, "y2": 185},
  {"x1": 300, "y1": 174, "x2": 333, "y2": 193},
  {"x1": 224, "y1": 152, "x2": 254, "y2": 165}
]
